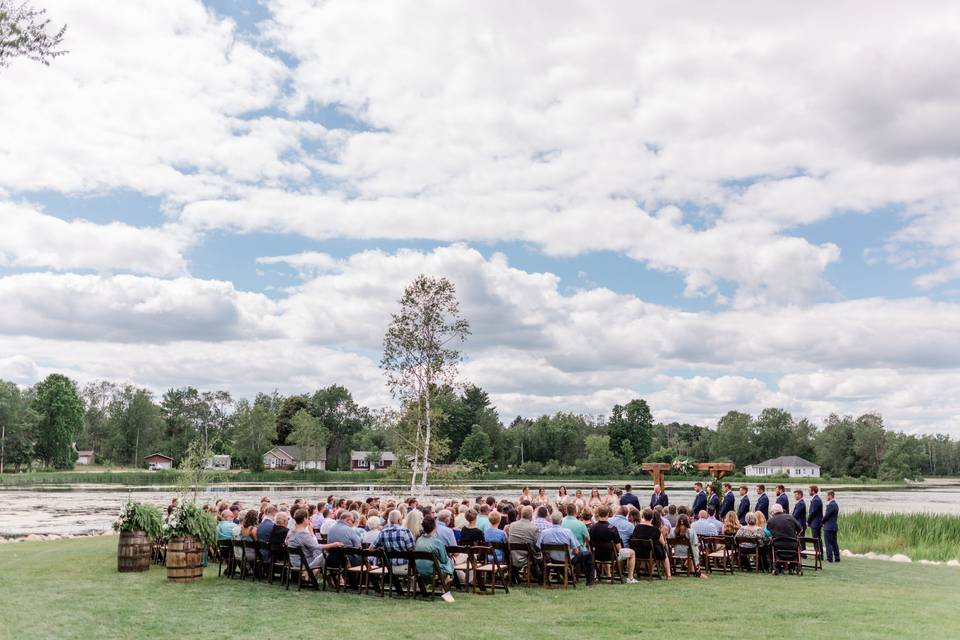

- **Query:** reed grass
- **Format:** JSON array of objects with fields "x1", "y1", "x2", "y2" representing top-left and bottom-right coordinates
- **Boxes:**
[{"x1": 840, "y1": 511, "x2": 960, "y2": 561}]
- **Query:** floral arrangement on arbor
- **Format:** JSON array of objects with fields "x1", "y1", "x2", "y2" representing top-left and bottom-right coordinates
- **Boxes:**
[
  {"x1": 671, "y1": 458, "x2": 694, "y2": 475},
  {"x1": 112, "y1": 500, "x2": 164, "y2": 539},
  {"x1": 162, "y1": 501, "x2": 217, "y2": 547}
]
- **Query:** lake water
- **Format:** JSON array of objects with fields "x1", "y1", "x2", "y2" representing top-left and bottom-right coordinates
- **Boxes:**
[{"x1": 2, "y1": 479, "x2": 959, "y2": 537}]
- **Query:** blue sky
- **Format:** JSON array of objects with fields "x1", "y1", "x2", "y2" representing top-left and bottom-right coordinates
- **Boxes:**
[{"x1": 1, "y1": 0, "x2": 959, "y2": 434}]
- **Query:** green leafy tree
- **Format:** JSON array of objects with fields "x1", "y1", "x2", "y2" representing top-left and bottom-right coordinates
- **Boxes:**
[
  {"x1": 620, "y1": 439, "x2": 636, "y2": 468},
  {"x1": 578, "y1": 435, "x2": 623, "y2": 475},
  {"x1": 815, "y1": 414, "x2": 856, "y2": 476},
  {"x1": 459, "y1": 425, "x2": 493, "y2": 464},
  {"x1": 289, "y1": 409, "x2": 330, "y2": 468},
  {"x1": 752, "y1": 408, "x2": 794, "y2": 461},
  {"x1": 32, "y1": 373, "x2": 83, "y2": 469},
  {"x1": 309, "y1": 385, "x2": 369, "y2": 470},
  {"x1": 852, "y1": 413, "x2": 886, "y2": 477},
  {"x1": 711, "y1": 411, "x2": 756, "y2": 470},
  {"x1": 233, "y1": 400, "x2": 277, "y2": 471},
  {"x1": 0, "y1": 0, "x2": 67, "y2": 68},
  {"x1": 381, "y1": 275, "x2": 470, "y2": 493},
  {"x1": 275, "y1": 394, "x2": 308, "y2": 445},
  {"x1": 0, "y1": 380, "x2": 37, "y2": 472},
  {"x1": 607, "y1": 399, "x2": 654, "y2": 462},
  {"x1": 880, "y1": 431, "x2": 925, "y2": 480}
]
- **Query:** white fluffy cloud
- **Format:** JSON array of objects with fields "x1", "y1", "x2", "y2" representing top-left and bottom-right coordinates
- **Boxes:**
[{"x1": 0, "y1": 201, "x2": 189, "y2": 276}]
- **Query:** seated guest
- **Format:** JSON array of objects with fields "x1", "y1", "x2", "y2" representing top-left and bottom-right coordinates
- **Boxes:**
[
  {"x1": 361, "y1": 516, "x2": 383, "y2": 547},
  {"x1": 286, "y1": 509, "x2": 344, "y2": 574},
  {"x1": 735, "y1": 512, "x2": 769, "y2": 571},
  {"x1": 257, "y1": 505, "x2": 277, "y2": 559},
  {"x1": 217, "y1": 509, "x2": 238, "y2": 541},
  {"x1": 403, "y1": 508, "x2": 424, "y2": 539},
  {"x1": 532, "y1": 506, "x2": 552, "y2": 534},
  {"x1": 476, "y1": 504, "x2": 492, "y2": 531},
  {"x1": 579, "y1": 506, "x2": 594, "y2": 527},
  {"x1": 562, "y1": 503, "x2": 590, "y2": 550},
  {"x1": 766, "y1": 503, "x2": 802, "y2": 572},
  {"x1": 692, "y1": 510, "x2": 719, "y2": 539},
  {"x1": 591, "y1": 505, "x2": 637, "y2": 583},
  {"x1": 414, "y1": 516, "x2": 454, "y2": 583},
  {"x1": 609, "y1": 505, "x2": 635, "y2": 547},
  {"x1": 722, "y1": 511, "x2": 740, "y2": 536},
  {"x1": 508, "y1": 506, "x2": 542, "y2": 575},
  {"x1": 705, "y1": 506, "x2": 722, "y2": 533},
  {"x1": 375, "y1": 510, "x2": 415, "y2": 572},
  {"x1": 435, "y1": 510, "x2": 458, "y2": 547},
  {"x1": 459, "y1": 509, "x2": 485, "y2": 546},
  {"x1": 483, "y1": 511, "x2": 507, "y2": 562},
  {"x1": 318, "y1": 508, "x2": 337, "y2": 536},
  {"x1": 267, "y1": 512, "x2": 290, "y2": 549},
  {"x1": 327, "y1": 511, "x2": 362, "y2": 565},
  {"x1": 629, "y1": 508, "x2": 671, "y2": 579},
  {"x1": 670, "y1": 514, "x2": 706, "y2": 579},
  {"x1": 237, "y1": 509, "x2": 259, "y2": 562},
  {"x1": 538, "y1": 511, "x2": 595, "y2": 586},
  {"x1": 665, "y1": 504, "x2": 679, "y2": 528}
]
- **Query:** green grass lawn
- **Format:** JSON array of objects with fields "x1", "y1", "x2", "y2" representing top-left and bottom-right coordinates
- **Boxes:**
[{"x1": 2, "y1": 536, "x2": 958, "y2": 640}]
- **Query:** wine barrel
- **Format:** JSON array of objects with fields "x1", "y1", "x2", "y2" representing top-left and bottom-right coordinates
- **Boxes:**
[
  {"x1": 117, "y1": 530, "x2": 152, "y2": 573},
  {"x1": 166, "y1": 536, "x2": 205, "y2": 582}
]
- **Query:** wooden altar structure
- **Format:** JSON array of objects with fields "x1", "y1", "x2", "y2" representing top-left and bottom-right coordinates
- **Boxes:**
[{"x1": 640, "y1": 462, "x2": 735, "y2": 490}]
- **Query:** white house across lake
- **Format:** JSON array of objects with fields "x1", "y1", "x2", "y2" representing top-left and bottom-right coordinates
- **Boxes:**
[
  {"x1": 262, "y1": 445, "x2": 327, "y2": 470},
  {"x1": 744, "y1": 456, "x2": 821, "y2": 478}
]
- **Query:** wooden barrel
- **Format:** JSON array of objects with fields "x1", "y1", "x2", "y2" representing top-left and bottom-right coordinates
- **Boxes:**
[
  {"x1": 117, "y1": 530, "x2": 152, "y2": 573},
  {"x1": 166, "y1": 536, "x2": 205, "y2": 582}
]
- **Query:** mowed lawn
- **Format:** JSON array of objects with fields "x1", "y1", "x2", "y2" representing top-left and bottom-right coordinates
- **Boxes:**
[{"x1": 2, "y1": 536, "x2": 959, "y2": 640}]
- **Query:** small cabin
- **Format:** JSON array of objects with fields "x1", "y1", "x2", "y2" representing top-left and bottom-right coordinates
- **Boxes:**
[
  {"x1": 262, "y1": 445, "x2": 326, "y2": 471},
  {"x1": 350, "y1": 450, "x2": 397, "y2": 470},
  {"x1": 144, "y1": 453, "x2": 174, "y2": 470},
  {"x1": 76, "y1": 450, "x2": 95, "y2": 465},
  {"x1": 205, "y1": 454, "x2": 231, "y2": 470}
]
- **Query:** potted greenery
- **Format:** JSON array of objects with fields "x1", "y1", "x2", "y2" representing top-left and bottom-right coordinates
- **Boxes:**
[
  {"x1": 113, "y1": 500, "x2": 164, "y2": 572},
  {"x1": 163, "y1": 501, "x2": 217, "y2": 582}
]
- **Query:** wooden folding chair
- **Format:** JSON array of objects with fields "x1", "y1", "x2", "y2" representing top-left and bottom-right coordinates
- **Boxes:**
[
  {"x1": 591, "y1": 541, "x2": 624, "y2": 584},
  {"x1": 472, "y1": 543, "x2": 510, "y2": 595},
  {"x1": 382, "y1": 550, "x2": 416, "y2": 598},
  {"x1": 541, "y1": 543, "x2": 576, "y2": 589},
  {"x1": 630, "y1": 538, "x2": 664, "y2": 580},
  {"x1": 412, "y1": 550, "x2": 451, "y2": 599},
  {"x1": 217, "y1": 540, "x2": 236, "y2": 577},
  {"x1": 771, "y1": 538, "x2": 804, "y2": 576},
  {"x1": 446, "y1": 545, "x2": 475, "y2": 591},
  {"x1": 287, "y1": 546, "x2": 320, "y2": 591},
  {"x1": 700, "y1": 535, "x2": 733, "y2": 575},
  {"x1": 667, "y1": 537, "x2": 697, "y2": 576},
  {"x1": 735, "y1": 536, "x2": 764, "y2": 573},
  {"x1": 508, "y1": 542, "x2": 537, "y2": 586},
  {"x1": 266, "y1": 542, "x2": 289, "y2": 585},
  {"x1": 346, "y1": 548, "x2": 388, "y2": 596},
  {"x1": 800, "y1": 536, "x2": 823, "y2": 571},
  {"x1": 321, "y1": 547, "x2": 353, "y2": 592},
  {"x1": 232, "y1": 540, "x2": 250, "y2": 580}
]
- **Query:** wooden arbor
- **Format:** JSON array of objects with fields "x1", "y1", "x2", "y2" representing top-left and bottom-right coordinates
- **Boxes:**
[{"x1": 640, "y1": 462, "x2": 735, "y2": 490}]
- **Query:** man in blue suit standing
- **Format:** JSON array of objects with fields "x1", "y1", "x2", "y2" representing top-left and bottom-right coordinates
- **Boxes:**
[
  {"x1": 823, "y1": 490, "x2": 840, "y2": 562},
  {"x1": 720, "y1": 482, "x2": 735, "y2": 520},
  {"x1": 755, "y1": 484, "x2": 769, "y2": 520},
  {"x1": 691, "y1": 482, "x2": 707, "y2": 518},
  {"x1": 807, "y1": 485, "x2": 824, "y2": 554},
  {"x1": 707, "y1": 484, "x2": 721, "y2": 516},
  {"x1": 737, "y1": 485, "x2": 750, "y2": 525},
  {"x1": 620, "y1": 484, "x2": 641, "y2": 510},
  {"x1": 775, "y1": 484, "x2": 790, "y2": 513}
]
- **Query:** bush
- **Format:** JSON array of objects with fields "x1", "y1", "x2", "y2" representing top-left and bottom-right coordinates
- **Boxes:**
[
  {"x1": 518, "y1": 461, "x2": 543, "y2": 475},
  {"x1": 112, "y1": 500, "x2": 164, "y2": 539}
]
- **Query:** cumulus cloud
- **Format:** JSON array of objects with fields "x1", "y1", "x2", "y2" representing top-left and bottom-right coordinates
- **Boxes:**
[{"x1": 0, "y1": 201, "x2": 189, "y2": 276}]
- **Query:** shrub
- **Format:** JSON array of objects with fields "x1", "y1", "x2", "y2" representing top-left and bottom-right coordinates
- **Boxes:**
[{"x1": 112, "y1": 500, "x2": 164, "y2": 539}]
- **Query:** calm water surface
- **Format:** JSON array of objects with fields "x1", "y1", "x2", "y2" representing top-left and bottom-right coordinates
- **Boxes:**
[{"x1": 2, "y1": 479, "x2": 959, "y2": 537}]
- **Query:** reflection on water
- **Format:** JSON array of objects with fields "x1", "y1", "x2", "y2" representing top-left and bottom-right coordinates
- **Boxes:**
[{"x1": 2, "y1": 480, "x2": 959, "y2": 537}]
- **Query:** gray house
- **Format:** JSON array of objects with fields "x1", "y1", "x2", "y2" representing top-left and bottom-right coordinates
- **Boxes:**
[{"x1": 745, "y1": 456, "x2": 821, "y2": 478}]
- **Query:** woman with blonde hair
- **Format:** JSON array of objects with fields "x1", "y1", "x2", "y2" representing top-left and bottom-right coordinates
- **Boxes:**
[
  {"x1": 403, "y1": 508, "x2": 424, "y2": 539},
  {"x1": 722, "y1": 511, "x2": 740, "y2": 536}
]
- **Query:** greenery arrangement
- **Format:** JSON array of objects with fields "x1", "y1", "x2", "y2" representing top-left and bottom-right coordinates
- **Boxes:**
[
  {"x1": 162, "y1": 502, "x2": 216, "y2": 547},
  {"x1": 840, "y1": 512, "x2": 960, "y2": 562},
  {"x1": 112, "y1": 500, "x2": 164, "y2": 539}
]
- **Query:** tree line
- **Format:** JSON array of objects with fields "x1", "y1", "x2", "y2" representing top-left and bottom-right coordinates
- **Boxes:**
[{"x1": 2, "y1": 374, "x2": 959, "y2": 480}]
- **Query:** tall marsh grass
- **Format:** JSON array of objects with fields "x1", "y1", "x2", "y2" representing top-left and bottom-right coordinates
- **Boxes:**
[{"x1": 840, "y1": 512, "x2": 960, "y2": 561}]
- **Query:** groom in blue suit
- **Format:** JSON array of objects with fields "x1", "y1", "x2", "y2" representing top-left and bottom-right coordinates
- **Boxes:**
[{"x1": 807, "y1": 485, "x2": 824, "y2": 553}]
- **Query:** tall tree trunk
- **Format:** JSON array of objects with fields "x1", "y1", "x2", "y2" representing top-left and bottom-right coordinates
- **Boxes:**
[
  {"x1": 409, "y1": 410, "x2": 421, "y2": 494},
  {"x1": 420, "y1": 387, "x2": 432, "y2": 494}
]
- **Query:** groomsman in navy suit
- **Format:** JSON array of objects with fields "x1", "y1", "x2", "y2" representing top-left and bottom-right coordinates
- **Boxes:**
[
  {"x1": 775, "y1": 484, "x2": 790, "y2": 513},
  {"x1": 755, "y1": 484, "x2": 769, "y2": 520},
  {"x1": 737, "y1": 485, "x2": 750, "y2": 525},
  {"x1": 691, "y1": 482, "x2": 707, "y2": 518},
  {"x1": 807, "y1": 485, "x2": 824, "y2": 553},
  {"x1": 791, "y1": 489, "x2": 807, "y2": 548},
  {"x1": 720, "y1": 482, "x2": 736, "y2": 520},
  {"x1": 823, "y1": 490, "x2": 840, "y2": 562},
  {"x1": 707, "y1": 484, "x2": 721, "y2": 515}
]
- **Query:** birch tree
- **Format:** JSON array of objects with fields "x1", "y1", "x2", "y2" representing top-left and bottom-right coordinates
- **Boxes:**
[{"x1": 381, "y1": 276, "x2": 469, "y2": 493}]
